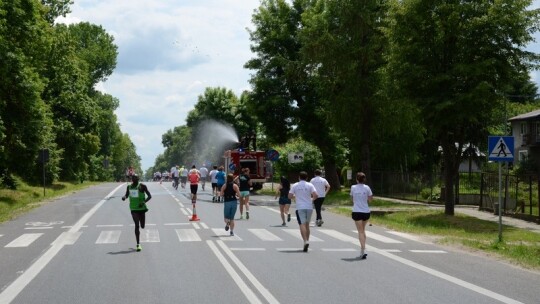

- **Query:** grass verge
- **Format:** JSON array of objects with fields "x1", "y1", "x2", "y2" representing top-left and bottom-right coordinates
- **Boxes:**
[{"x1": 0, "y1": 177, "x2": 99, "y2": 223}]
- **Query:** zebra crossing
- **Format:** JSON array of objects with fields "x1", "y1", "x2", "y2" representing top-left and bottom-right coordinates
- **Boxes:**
[{"x1": 0, "y1": 225, "x2": 447, "y2": 254}]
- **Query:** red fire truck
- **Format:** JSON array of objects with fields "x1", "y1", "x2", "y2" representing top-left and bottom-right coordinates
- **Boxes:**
[{"x1": 223, "y1": 149, "x2": 266, "y2": 190}]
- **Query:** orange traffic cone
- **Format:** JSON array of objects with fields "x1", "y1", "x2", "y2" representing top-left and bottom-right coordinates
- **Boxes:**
[{"x1": 189, "y1": 203, "x2": 200, "y2": 221}]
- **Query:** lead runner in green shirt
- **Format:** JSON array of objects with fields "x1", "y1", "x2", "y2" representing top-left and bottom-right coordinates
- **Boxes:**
[{"x1": 122, "y1": 174, "x2": 152, "y2": 252}]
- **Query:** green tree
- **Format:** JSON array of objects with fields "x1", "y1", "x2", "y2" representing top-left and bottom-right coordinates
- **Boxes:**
[
  {"x1": 384, "y1": 0, "x2": 540, "y2": 215},
  {"x1": 246, "y1": 0, "x2": 342, "y2": 190},
  {"x1": 0, "y1": 0, "x2": 53, "y2": 188},
  {"x1": 272, "y1": 138, "x2": 323, "y2": 181},
  {"x1": 41, "y1": 0, "x2": 72, "y2": 24}
]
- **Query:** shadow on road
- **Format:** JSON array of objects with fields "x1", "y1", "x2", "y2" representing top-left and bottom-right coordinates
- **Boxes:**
[{"x1": 107, "y1": 249, "x2": 137, "y2": 255}]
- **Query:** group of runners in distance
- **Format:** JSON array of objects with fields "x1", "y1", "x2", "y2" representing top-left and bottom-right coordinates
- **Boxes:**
[{"x1": 122, "y1": 166, "x2": 373, "y2": 259}]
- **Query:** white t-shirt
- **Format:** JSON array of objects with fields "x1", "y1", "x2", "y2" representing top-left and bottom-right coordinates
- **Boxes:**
[
  {"x1": 310, "y1": 176, "x2": 330, "y2": 197},
  {"x1": 289, "y1": 180, "x2": 317, "y2": 210},
  {"x1": 209, "y1": 169, "x2": 218, "y2": 183},
  {"x1": 170, "y1": 167, "x2": 178, "y2": 178},
  {"x1": 199, "y1": 167, "x2": 208, "y2": 178},
  {"x1": 350, "y1": 183, "x2": 373, "y2": 213}
]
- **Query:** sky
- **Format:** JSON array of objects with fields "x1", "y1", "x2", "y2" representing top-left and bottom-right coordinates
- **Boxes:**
[{"x1": 57, "y1": 0, "x2": 540, "y2": 172}]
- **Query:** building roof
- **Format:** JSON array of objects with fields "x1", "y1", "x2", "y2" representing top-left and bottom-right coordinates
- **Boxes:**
[{"x1": 508, "y1": 109, "x2": 540, "y2": 122}]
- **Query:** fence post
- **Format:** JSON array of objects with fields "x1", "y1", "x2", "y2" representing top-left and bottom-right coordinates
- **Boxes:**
[
  {"x1": 503, "y1": 174, "x2": 509, "y2": 213},
  {"x1": 479, "y1": 172, "x2": 484, "y2": 210}
]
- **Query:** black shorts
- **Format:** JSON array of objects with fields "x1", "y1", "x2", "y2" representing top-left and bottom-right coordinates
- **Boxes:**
[
  {"x1": 278, "y1": 197, "x2": 291, "y2": 205},
  {"x1": 190, "y1": 184, "x2": 198, "y2": 194},
  {"x1": 212, "y1": 183, "x2": 218, "y2": 189},
  {"x1": 352, "y1": 212, "x2": 370, "y2": 221}
]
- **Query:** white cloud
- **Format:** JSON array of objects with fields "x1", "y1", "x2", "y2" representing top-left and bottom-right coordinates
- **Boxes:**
[{"x1": 59, "y1": 0, "x2": 259, "y2": 170}]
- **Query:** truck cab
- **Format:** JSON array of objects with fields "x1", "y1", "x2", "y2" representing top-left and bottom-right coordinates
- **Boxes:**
[{"x1": 223, "y1": 149, "x2": 266, "y2": 190}]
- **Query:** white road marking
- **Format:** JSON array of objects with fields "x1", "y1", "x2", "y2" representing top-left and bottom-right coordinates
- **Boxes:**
[
  {"x1": 282, "y1": 229, "x2": 323, "y2": 241},
  {"x1": 276, "y1": 248, "x2": 302, "y2": 252},
  {"x1": 350, "y1": 230, "x2": 403, "y2": 243},
  {"x1": 319, "y1": 229, "x2": 524, "y2": 304},
  {"x1": 211, "y1": 228, "x2": 242, "y2": 241},
  {"x1": 164, "y1": 223, "x2": 190, "y2": 226},
  {"x1": 175, "y1": 229, "x2": 201, "y2": 242},
  {"x1": 141, "y1": 229, "x2": 160, "y2": 242},
  {"x1": 0, "y1": 183, "x2": 125, "y2": 304},
  {"x1": 216, "y1": 241, "x2": 279, "y2": 304},
  {"x1": 96, "y1": 231, "x2": 121, "y2": 244},
  {"x1": 230, "y1": 248, "x2": 266, "y2": 251},
  {"x1": 200, "y1": 222, "x2": 209, "y2": 229},
  {"x1": 382, "y1": 249, "x2": 402, "y2": 253},
  {"x1": 386, "y1": 231, "x2": 432, "y2": 244},
  {"x1": 181, "y1": 208, "x2": 189, "y2": 215},
  {"x1": 206, "y1": 241, "x2": 263, "y2": 304},
  {"x1": 249, "y1": 229, "x2": 283, "y2": 241},
  {"x1": 192, "y1": 223, "x2": 200, "y2": 229},
  {"x1": 24, "y1": 227, "x2": 53, "y2": 230},
  {"x1": 5, "y1": 234, "x2": 43, "y2": 248},
  {"x1": 321, "y1": 248, "x2": 357, "y2": 252},
  {"x1": 96, "y1": 224, "x2": 123, "y2": 227},
  {"x1": 410, "y1": 250, "x2": 446, "y2": 253}
]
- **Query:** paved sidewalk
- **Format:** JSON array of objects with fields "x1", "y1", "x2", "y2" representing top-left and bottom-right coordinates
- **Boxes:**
[{"x1": 249, "y1": 192, "x2": 540, "y2": 234}]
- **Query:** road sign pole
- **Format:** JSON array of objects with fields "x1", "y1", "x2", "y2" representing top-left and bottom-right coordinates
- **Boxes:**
[{"x1": 498, "y1": 162, "x2": 503, "y2": 242}]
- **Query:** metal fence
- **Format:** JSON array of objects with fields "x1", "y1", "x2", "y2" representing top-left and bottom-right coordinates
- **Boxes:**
[{"x1": 371, "y1": 170, "x2": 539, "y2": 223}]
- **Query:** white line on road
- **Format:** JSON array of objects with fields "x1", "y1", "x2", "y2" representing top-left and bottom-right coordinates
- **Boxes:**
[
  {"x1": 350, "y1": 230, "x2": 403, "y2": 243},
  {"x1": 386, "y1": 231, "x2": 432, "y2": 244},
  {"x1": 164, "y1": 223, "x2": 190, "y2": 226},
  {"x1": 200, "y1": 222, "x2": 209, "y2": 229},
  {"x1": 249, "y1": 229, "x2": 283, "y2": 241},
  {"x1": 0, "y1": 183, "x2": 125, "y2": 304},
  {"x1": 96, "y1": 231, "x2": 121, "y2": 244},
  {"x1": 211, "y1": 229, "x2": 242, "y2": 241},
  {"x1": 207, "y1": 241, "x2": 263, "y2": 304},
  {"x1": 181, "y1": 208, "x2": 189, "y2": 215},
  {"x1": 192, "y1": 223, "x2": 200, "y2": 229},
  {"x1": 410, "y1": 250, "x2": 446, "y2": 253},
  {"x1": 216, "y1": 240, "x2": 279, "y2": 304},
  {"x1": 23, "y1": 227, "x2": 53, "y2": 230},
  {"x1": 230, "y1": 248, "x2": 266, "y2": 251},
  {"x1": 141, "y1": 229, "x2": 160, "y2": 242},
  {"x1": 96, "y1": 224, "x2": 123, "y2": 227},
  {"x1": 321, "y1": 248, "x2": 357, "y2": 252},
  {"x1": 175, "y1": 229, "x2": 201, "y2": 242},
  {"x1": 318, "y1": 229, "x2": 524, "y2": 304},
  {"x1": 282, "y1": 229, "x2": 323, "y2": 241},
  {"x1": 5, "y1": 234, "x2": 43, "y2": 248}
]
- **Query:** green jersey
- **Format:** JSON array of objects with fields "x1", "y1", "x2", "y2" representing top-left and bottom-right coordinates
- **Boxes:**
[{"x1": 128, "y1": 183, "x2": 148, "y2": 212}]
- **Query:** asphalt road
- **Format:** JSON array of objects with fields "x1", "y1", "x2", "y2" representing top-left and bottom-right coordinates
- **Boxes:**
[{"x1": 0, "y1": 182, "x2": 538, "y2": 304}]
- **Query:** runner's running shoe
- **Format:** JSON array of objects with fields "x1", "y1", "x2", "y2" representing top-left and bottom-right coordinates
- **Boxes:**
[{"x1": 136, "y1": 244, "x2": 142, "y2": 252}]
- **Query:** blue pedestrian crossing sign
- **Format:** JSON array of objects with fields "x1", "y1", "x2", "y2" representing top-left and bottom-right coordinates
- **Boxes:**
[{"x1": 488, "y1": 136, "x2": 514, "y2": 162}]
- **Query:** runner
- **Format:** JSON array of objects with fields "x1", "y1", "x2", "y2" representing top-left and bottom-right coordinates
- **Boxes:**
[
  {"x1": 215, "y1": 166, "x2": 226, "y2": 203},
  {"x1": 310, "y1": 169, "x2": 330, "y2": 226},
  {"x1": 350, "y1": 172, "x2": 373, "y2": 260},
  {"x1": 188, "y1": 165, "x2": 201, "y2": 202},
  {"x1": 180, "y1": 166, "x2": 188, "y2": 189},
  {"x1": 171, "y1": 165, "x2": 179, "y2": 190},
  {"x1": 221, "y1": 173, "x2": 240, "y2": 236},
  {"x1": 199, "y1": 164, "x2": 209, "y2": 191},
  {"x1": 288, "y1": 171, "x2": 318, "y2": 252},
  {"x1": 121, "y1": 174, "x2": 152, "y2": 252},
  {"x1": 235, "y1": 167, "x2": 252, "y2": 219},
  {"x1": 209, "y1": 165, "x2": 219, "y2": 202},
  {"x1": 275, "y1": 176, "x2": 291, "y2": 226}
]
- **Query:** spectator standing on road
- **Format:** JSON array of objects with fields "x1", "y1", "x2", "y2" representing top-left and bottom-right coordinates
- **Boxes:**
[
  {"x1": 221, "y1": 174, "x2": 240, "y2": 236},
  {"x1": 235, "y1": 167, "x2": 252, "y2": 219},
  {"x1": 121, "y1": 174, "x2": 152, "y2": 252},
  {"x1": 199, "y1": 165, "x2": 209, "y2": 191},
  {"x1": 310, "y1": 169, "x2": 330, "y2": 227},
  {"x1": 209, "y1": 165, "x2": 219, "y2": 202},
  {"x1": 275, "y1": 176, "x2": 291, "y2": 226},
  {"x1": 350, "y1": 172, "x2": 373, "y2": 260},
  {"x1": 289, "y1": 171, "x2": 318, "y2": 252},
  {"x1": 215, "y1": 166, "x2": 226, "y2": 202}
]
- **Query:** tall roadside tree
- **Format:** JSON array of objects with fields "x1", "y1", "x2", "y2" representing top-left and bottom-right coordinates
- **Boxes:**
[
  {"x1": 246, "y1": 0, "x2": 342, "y2": 189},
  {"x1": 300, "y1": 0, "x2": 395, "y2": 180},
  {"x1": 0, "y1": 0, "x2": 54, "y2": 187},
  {"x1": 384, "y1": 0, "x2": 540, "y2": 215}
]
